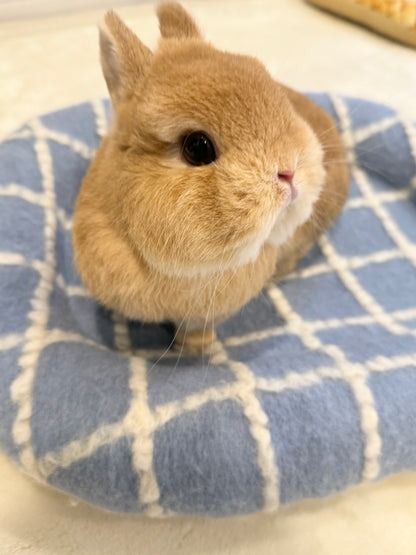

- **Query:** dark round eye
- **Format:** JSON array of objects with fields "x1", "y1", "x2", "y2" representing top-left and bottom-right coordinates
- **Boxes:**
[{"x1": 181, "y1": 132, "x2": 216, "y2": 166}]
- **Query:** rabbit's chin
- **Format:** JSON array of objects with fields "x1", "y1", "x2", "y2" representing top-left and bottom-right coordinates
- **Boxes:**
[
  {"x1": 140, "y1": 194, "x2": 314, "y2": 279},
  {"x1": 141, "y1": 225, "x2": 274, "y2": 279},
  {"x1": 266, "y1": 190, "x2": 318, "y2": 248}
]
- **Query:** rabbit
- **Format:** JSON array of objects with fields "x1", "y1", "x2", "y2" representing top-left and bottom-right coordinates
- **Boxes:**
[{"x1": 72, "y1": 2, "x2": 350, "y2": 352}]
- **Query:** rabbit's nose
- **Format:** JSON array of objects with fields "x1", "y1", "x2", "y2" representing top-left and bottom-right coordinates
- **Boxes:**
[
  {"x1": 277, "y1": 170, "x2": 298, "y2": 201},
  {"x1": 278, "y1": 171, "x2": 295, "y2": 186}
]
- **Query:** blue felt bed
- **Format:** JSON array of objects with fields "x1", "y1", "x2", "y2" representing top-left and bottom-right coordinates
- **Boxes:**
[{"x1": 0, "y1": 94, "x2": 415, "y2": 517}]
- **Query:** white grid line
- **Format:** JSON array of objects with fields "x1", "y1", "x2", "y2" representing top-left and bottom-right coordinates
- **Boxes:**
[
  {"x1": 3, "y1": 119, "x2": 95, "y2": 161},
  {"x1": 318, "y1": 234, "x2": 416, "y2": 338},
  {"x1": 224, "y1": 305, "x2": 416, "y2": 349},
  {"x1": 267, "y1": 284, "x2": 382, "y2": 481},
  {"x1": 112, "y1": 312, "x2": 165, "y2": 516},
  {"x1": 256, "y1": 354, "x2": 416, "y2": 394},
  {"x1": 286, "y1": 248, "x2": 403, "y2": 281},
  {"x1": 346, "y1": 188, "x2": 412, "y2": 209},
  {"x1": 5, "y1": 129, "x2": 32, "y2": 141},
  {"x1": 400, "y1": 114, "x2": 416, "y2": 166},
  {"x1": 211, "y1": 343, "x2": 280, "y2": 512},
  {"x1": 55, "y1": 274, "x2": 89, "y2": 298},
  {"x1": 34, "y1": 126, "x2": 94, "y2": 160},
  {"x1": 37, "y1": 421, "x2": 125, "y2": 478},
  {"x1": 56, "y1": 208, "x2": 73, "y2": 231},
  {"x1": 112, "y1": 310, "x2": 164, "y2": 516},
  {"x1": 124, "y1": 357, "x2": 164, "y2": 517},
  {"x1": 0, "y1": 252, "x2": 27, "y2": 266},
  {"x1": 41, "y1": 329, "x2": 108, "y2": 351},
  {"x1": 366, "y1": 353, "x2": 416, "y2": 372},
  {"x1": 332, "y1": 95, "x2": 416, "y2": 268},
  {"x1": 0, "y1": 185, "x2": 72, "y2": 232},
  {"x1": 353, "y1": 115, "x2": 399, "y2": 144},
  {"x1": 91, "y1": 98, "x2": 109, "y2": 139},
  {"x1": 0, "y1": 183, "x2": 46, "y2": 207},
  {"x1": 10, "y1": 118, "x2": 58, "y2": 477},
  {"x1": 0, "y1": 334, "x2": 24, "y2": 351},
  {"x1": 355, "y1": 166, "x2": 416, "y2": 265}
]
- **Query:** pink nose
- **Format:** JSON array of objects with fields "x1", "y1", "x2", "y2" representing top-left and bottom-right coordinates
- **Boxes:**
[{"x1": 278, "y1": 171, "x2": 295, "y2": 186}]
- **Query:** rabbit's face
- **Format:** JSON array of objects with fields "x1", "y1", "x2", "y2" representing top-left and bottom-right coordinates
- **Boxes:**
[{"x1": 111, "y1": 42, "x2": 325, "y2": 277}]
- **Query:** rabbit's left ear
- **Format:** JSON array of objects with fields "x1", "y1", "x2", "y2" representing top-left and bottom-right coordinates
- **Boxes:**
[
  {"x1": 99, "y1": 10, "x2": 152, "y2": 107},
  {"x1": 157, "y1": 2, "x2": 202, "y2": 39}
]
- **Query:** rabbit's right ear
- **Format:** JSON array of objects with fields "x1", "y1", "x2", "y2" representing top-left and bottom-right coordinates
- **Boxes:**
[{"x1": 99, "y1": 11, "x2": 152, "y2": 107}]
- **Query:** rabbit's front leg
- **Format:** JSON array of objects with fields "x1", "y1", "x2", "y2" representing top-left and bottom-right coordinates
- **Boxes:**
[{"x1": 174, "y1": 320, "x2": 217, "y2": 354}]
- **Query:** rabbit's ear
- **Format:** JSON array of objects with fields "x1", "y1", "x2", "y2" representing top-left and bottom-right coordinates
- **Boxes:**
[
  {"x1": 99, "y1": 11, "x2": 152, "y2": 107},
  {"x1": 157, "y1": 2, "x2": 201, "y2": 39}
]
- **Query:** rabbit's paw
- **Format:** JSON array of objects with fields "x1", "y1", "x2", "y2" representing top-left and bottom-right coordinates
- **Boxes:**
[{"x1": 174, "y1": 328, "x2": 217, "y2": 354}]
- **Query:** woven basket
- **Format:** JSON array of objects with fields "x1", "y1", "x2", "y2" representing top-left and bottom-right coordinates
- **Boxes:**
[{"x1": 308, "y1": 0, "x2": 416, "y2": 47}]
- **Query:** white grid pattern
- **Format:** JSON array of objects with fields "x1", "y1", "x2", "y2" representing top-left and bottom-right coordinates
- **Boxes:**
[
  {"x1": 10, "y1": 117, "x2": 58, "y2": 479},
  {"x1": 1, "y1": 95, "x2": 416, "y2": 515}
]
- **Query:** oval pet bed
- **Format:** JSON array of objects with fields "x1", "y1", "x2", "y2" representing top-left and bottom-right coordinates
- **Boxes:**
[{"x1": 0, "y1": 94, "x2": 415, "y2": 517}]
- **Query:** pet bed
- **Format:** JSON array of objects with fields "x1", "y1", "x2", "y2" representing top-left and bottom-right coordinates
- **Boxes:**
[{"x1": 0, "y1": 94, "x2": 415, "y2": 517}]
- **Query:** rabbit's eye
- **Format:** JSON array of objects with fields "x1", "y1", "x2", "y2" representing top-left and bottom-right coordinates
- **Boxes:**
[{"x1": 181, "y1": 132, "x2": 216, "y2": 166}]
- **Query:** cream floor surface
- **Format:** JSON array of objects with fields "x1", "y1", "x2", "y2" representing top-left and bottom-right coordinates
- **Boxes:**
[{"x1": 1, "y1": 1, "x2": 416, "y2": 553}]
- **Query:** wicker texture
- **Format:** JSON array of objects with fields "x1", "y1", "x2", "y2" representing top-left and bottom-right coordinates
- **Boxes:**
[{"x1": 357, "y1": 0, "x2": 416, "y2": 28}]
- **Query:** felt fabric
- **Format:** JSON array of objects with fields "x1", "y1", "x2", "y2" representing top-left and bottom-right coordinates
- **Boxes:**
[{"x1": 0, "y1": 94, "x2": 415, "y2": 517}]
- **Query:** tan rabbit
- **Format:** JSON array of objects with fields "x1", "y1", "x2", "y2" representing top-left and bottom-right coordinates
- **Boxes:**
[{"x1": 72, "y1": 2, "x2": 349, "y2": 352}]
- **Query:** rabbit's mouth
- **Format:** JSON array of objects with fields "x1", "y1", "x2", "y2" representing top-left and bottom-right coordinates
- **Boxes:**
[{"x1": 277, "y1": 178, "x2": 299, "y2": 207}]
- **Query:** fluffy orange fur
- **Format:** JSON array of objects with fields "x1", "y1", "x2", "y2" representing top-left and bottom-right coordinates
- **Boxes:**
[{"x1": 72, "y1": 2, "x2": 349, "y2": 351}]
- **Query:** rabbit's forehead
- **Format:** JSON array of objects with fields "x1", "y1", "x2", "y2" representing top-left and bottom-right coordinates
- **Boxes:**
[{"x1": 141, "y1": 51, "x2": 292, "y2": 144}]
